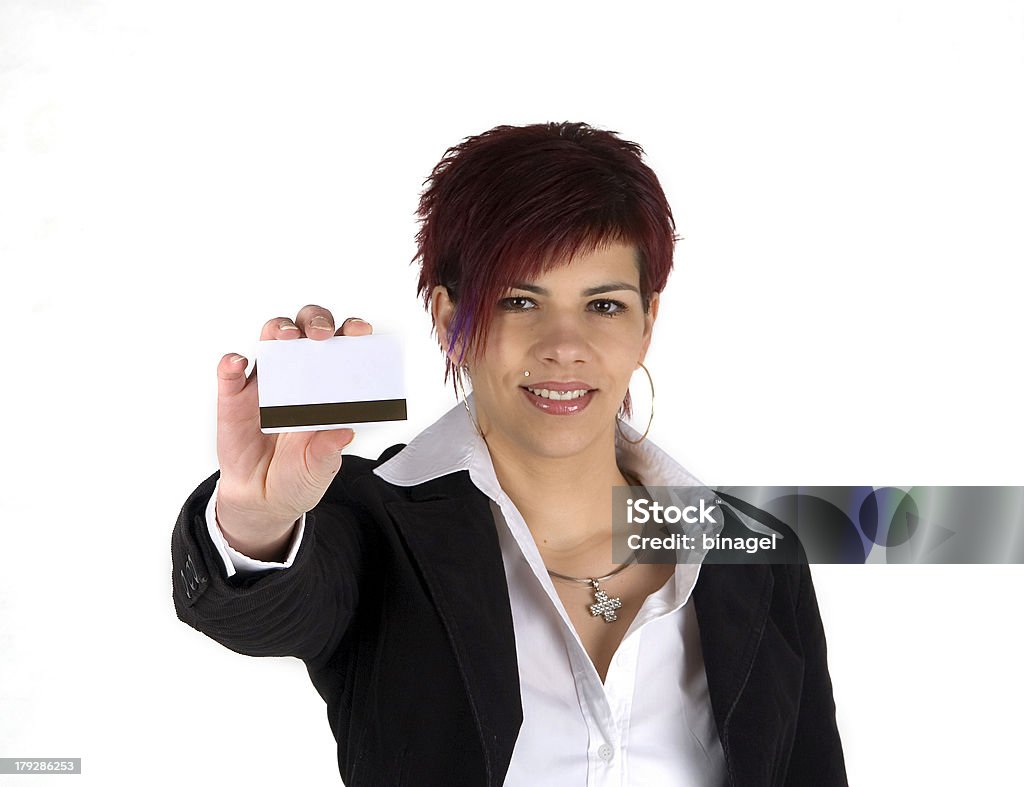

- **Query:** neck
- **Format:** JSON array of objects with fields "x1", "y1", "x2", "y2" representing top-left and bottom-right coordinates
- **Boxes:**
[{"x1": 484, "y1": 425, "x2": 632, "y2": 561}]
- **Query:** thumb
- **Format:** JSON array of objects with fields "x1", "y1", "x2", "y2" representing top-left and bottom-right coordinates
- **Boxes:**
[{"x1": 306, "y1": 428, "x2": 356, "y2": 478}]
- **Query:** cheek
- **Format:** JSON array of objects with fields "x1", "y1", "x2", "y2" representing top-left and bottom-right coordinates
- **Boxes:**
[
  {"x1": 601, "y1": 326, "x2": 645, "y2": 362},
  {"x1": 479, "y1": 324, "x2": 529, "y2": 368},
  {"x1": 487, "y1": 316, "x2": 528, "y2": 348},
  {"x1": 470, "y1": 352, "x2": 519, "y2": 394}
]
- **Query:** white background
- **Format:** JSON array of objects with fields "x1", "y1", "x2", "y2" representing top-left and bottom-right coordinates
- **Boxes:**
[{"x1": 2, "y1": 1, "x2": 1022, "y2": 784}]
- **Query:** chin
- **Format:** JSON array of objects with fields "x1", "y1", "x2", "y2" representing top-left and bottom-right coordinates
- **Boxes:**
[{"x1": 508, "y1": 424, "x2": 606, "y2": 460}]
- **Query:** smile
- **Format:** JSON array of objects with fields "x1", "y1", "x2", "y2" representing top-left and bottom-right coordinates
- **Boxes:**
[
  {"x1": 520, "y1": 385, "x2": 596, "y2": 415},
  {"x1": 525, "y1": 387, "x2": 590, "y2": 400}
]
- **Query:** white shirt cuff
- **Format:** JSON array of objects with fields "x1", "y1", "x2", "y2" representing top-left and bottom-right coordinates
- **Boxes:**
[{"x1": 205, "y1": 477, "x2": 305, "y2": 578}]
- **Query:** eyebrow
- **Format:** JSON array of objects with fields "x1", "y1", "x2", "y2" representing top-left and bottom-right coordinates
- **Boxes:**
[{"x1": 509, "y1": 281, "x2": 641, "y2": 297}]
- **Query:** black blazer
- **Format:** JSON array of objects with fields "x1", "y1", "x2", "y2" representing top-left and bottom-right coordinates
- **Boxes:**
[{"x1": 171, "y1": 444, "x2": 848, "y2": 786}]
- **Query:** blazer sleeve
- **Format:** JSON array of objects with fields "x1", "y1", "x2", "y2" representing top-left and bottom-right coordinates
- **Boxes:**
[
  {"x1": 785, "y1": 563, "x2": 849, "y2": 786},
  {"x1": 170, "y1": 467, "x2": 378, "y2": 670}
]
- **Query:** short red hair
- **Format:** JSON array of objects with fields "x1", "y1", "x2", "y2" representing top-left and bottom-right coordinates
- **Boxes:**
[{"x1": 412, "y1": 121, "x2": 678, "y2": 415}]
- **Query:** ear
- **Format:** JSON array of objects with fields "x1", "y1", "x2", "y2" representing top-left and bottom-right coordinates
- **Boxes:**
[
  {"x1": 430, "y1": 285, "x2": 459, "y2": 362},
  {"x1": 638, "y1": 291, "x2": 660, "y2": 366}
]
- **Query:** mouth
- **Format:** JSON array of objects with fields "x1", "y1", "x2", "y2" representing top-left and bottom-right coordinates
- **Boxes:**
[{"x1": 519, "y1": 382, "x2": 597, "y2": 415}]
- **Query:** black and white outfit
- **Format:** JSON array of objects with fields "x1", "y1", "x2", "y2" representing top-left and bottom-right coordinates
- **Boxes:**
[{"x1": 172, "y1": 395, "x2": 848, "y2": 786}]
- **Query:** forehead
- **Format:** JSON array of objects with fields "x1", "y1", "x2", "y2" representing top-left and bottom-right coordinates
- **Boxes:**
[{"x1": 530, "y1": 241, "x2": 640, "y2": 286}]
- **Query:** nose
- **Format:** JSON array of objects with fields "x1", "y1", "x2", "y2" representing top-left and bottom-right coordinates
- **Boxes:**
[{"x1": 531, "y1": 312, "x2": 593, "y2": 367}]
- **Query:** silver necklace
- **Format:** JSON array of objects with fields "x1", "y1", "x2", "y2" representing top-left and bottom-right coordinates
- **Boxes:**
[
  {"x1": 546, "y1": 552, "x2": 638, "y2": 623},
  {"x1": 543, "y1": 473, "x2": 645, "y2": 624}
]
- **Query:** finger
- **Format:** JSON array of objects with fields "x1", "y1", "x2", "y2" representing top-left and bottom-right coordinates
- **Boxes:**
[
  {"x1": 295, "y1": 304, "x2": 336, "y2": 340},
  {"x1": 260, "y1": 316, "x2": 303, "y2": 341},
  {"x1": 337, "y1": 317, "x2": 373, "y2": 336},
  {"x1": 216, "y1": 353, "x2": 263, "y2": 465},
  {"x1": 217, "y1": 352, "x2": 252, "y2": 399}
]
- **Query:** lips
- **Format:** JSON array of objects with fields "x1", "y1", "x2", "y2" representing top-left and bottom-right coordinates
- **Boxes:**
[{"x1": 520, "y1": 381, "x2": 597, "y2": 415}]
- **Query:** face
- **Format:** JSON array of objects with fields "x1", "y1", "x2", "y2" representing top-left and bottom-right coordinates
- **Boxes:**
[{"x1": 432, "y1": 241, "x2": 659, "y2": 461}]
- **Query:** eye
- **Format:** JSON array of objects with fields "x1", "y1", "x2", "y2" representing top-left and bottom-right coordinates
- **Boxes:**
[
  {"x1": 589, "y1": 299, "x2": 628, "y2": 317},
  {"x1": 500, "y1": 296, "x2": 537, "y2": 311}
]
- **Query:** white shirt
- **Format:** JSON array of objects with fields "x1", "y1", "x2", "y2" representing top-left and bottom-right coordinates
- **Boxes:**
[{"x1": 205, "y1": 395, "x2": 727, "y2": 786}]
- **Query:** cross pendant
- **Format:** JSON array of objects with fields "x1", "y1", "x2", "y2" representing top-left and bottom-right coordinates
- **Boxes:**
[{"x1": 587, "y1": 579, "x2": 623, "y2": 623}]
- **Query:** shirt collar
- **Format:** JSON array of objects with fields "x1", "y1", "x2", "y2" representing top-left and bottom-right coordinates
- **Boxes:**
[{"x1": 373, "y1": 391, "x2": 707, "y2": 496}]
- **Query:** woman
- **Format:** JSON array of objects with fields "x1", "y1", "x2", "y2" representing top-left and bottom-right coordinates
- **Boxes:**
[{"x1": 171, "y1": 122, "x2": 847, "y2": 785}]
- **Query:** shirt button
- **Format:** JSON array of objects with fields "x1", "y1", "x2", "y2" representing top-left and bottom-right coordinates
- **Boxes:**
[{"x1": 597, "y1": 743, "x2": 614, "y2": 762}]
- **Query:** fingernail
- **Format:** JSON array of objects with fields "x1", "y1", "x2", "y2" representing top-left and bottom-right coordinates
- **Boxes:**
[
  {"x1": 310, "y1": 316, "x2": 332, "y2": 330},
  {"x1": 280, "y1": 320, "x2": 300, "y2": 332},
  {"x1": 229, "y1": 354, "x2": 246, "y2": 364},
  {"x1": 346, "y1": 317, "x2": 367, "y2": 324}
]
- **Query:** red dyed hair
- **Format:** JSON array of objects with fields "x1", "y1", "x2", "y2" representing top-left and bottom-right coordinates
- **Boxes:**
[{"x1": 412, "y1": 121, "x2": 678, "y2": 417}]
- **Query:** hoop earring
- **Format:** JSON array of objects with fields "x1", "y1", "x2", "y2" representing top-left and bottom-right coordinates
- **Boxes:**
[
  {"x1": 455, "y1": 365, "x2": 484, "y2": 438},
  {"x1": 616, "y1": 362, "x2": 654, "y2": 445}
]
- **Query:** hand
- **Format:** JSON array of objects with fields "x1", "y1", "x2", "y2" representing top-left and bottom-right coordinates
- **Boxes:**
[{"x1": 213, "y1": 305, "x2": 373, "y2": 553}]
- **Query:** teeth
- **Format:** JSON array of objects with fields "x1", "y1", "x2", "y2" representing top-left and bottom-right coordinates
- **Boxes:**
[{"x1": 527, "y1": 387, "x2": 590, "y2": 401}]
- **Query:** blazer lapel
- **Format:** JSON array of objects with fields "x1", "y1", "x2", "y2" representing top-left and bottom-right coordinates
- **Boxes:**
[
  {"x1": 694, "y1": 529, "x2": 804, "y2": 787},
  {"x1": 693, "y1": 561, "x2": 774, "y2": 779},
  {"x1": 383, "y1": 472, "x2": 523, "y2": 787}
]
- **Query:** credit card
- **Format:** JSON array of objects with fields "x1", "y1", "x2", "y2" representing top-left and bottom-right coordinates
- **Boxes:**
[{"x1": 255, "y1": 333, "x2": 407, "y2": 433}]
